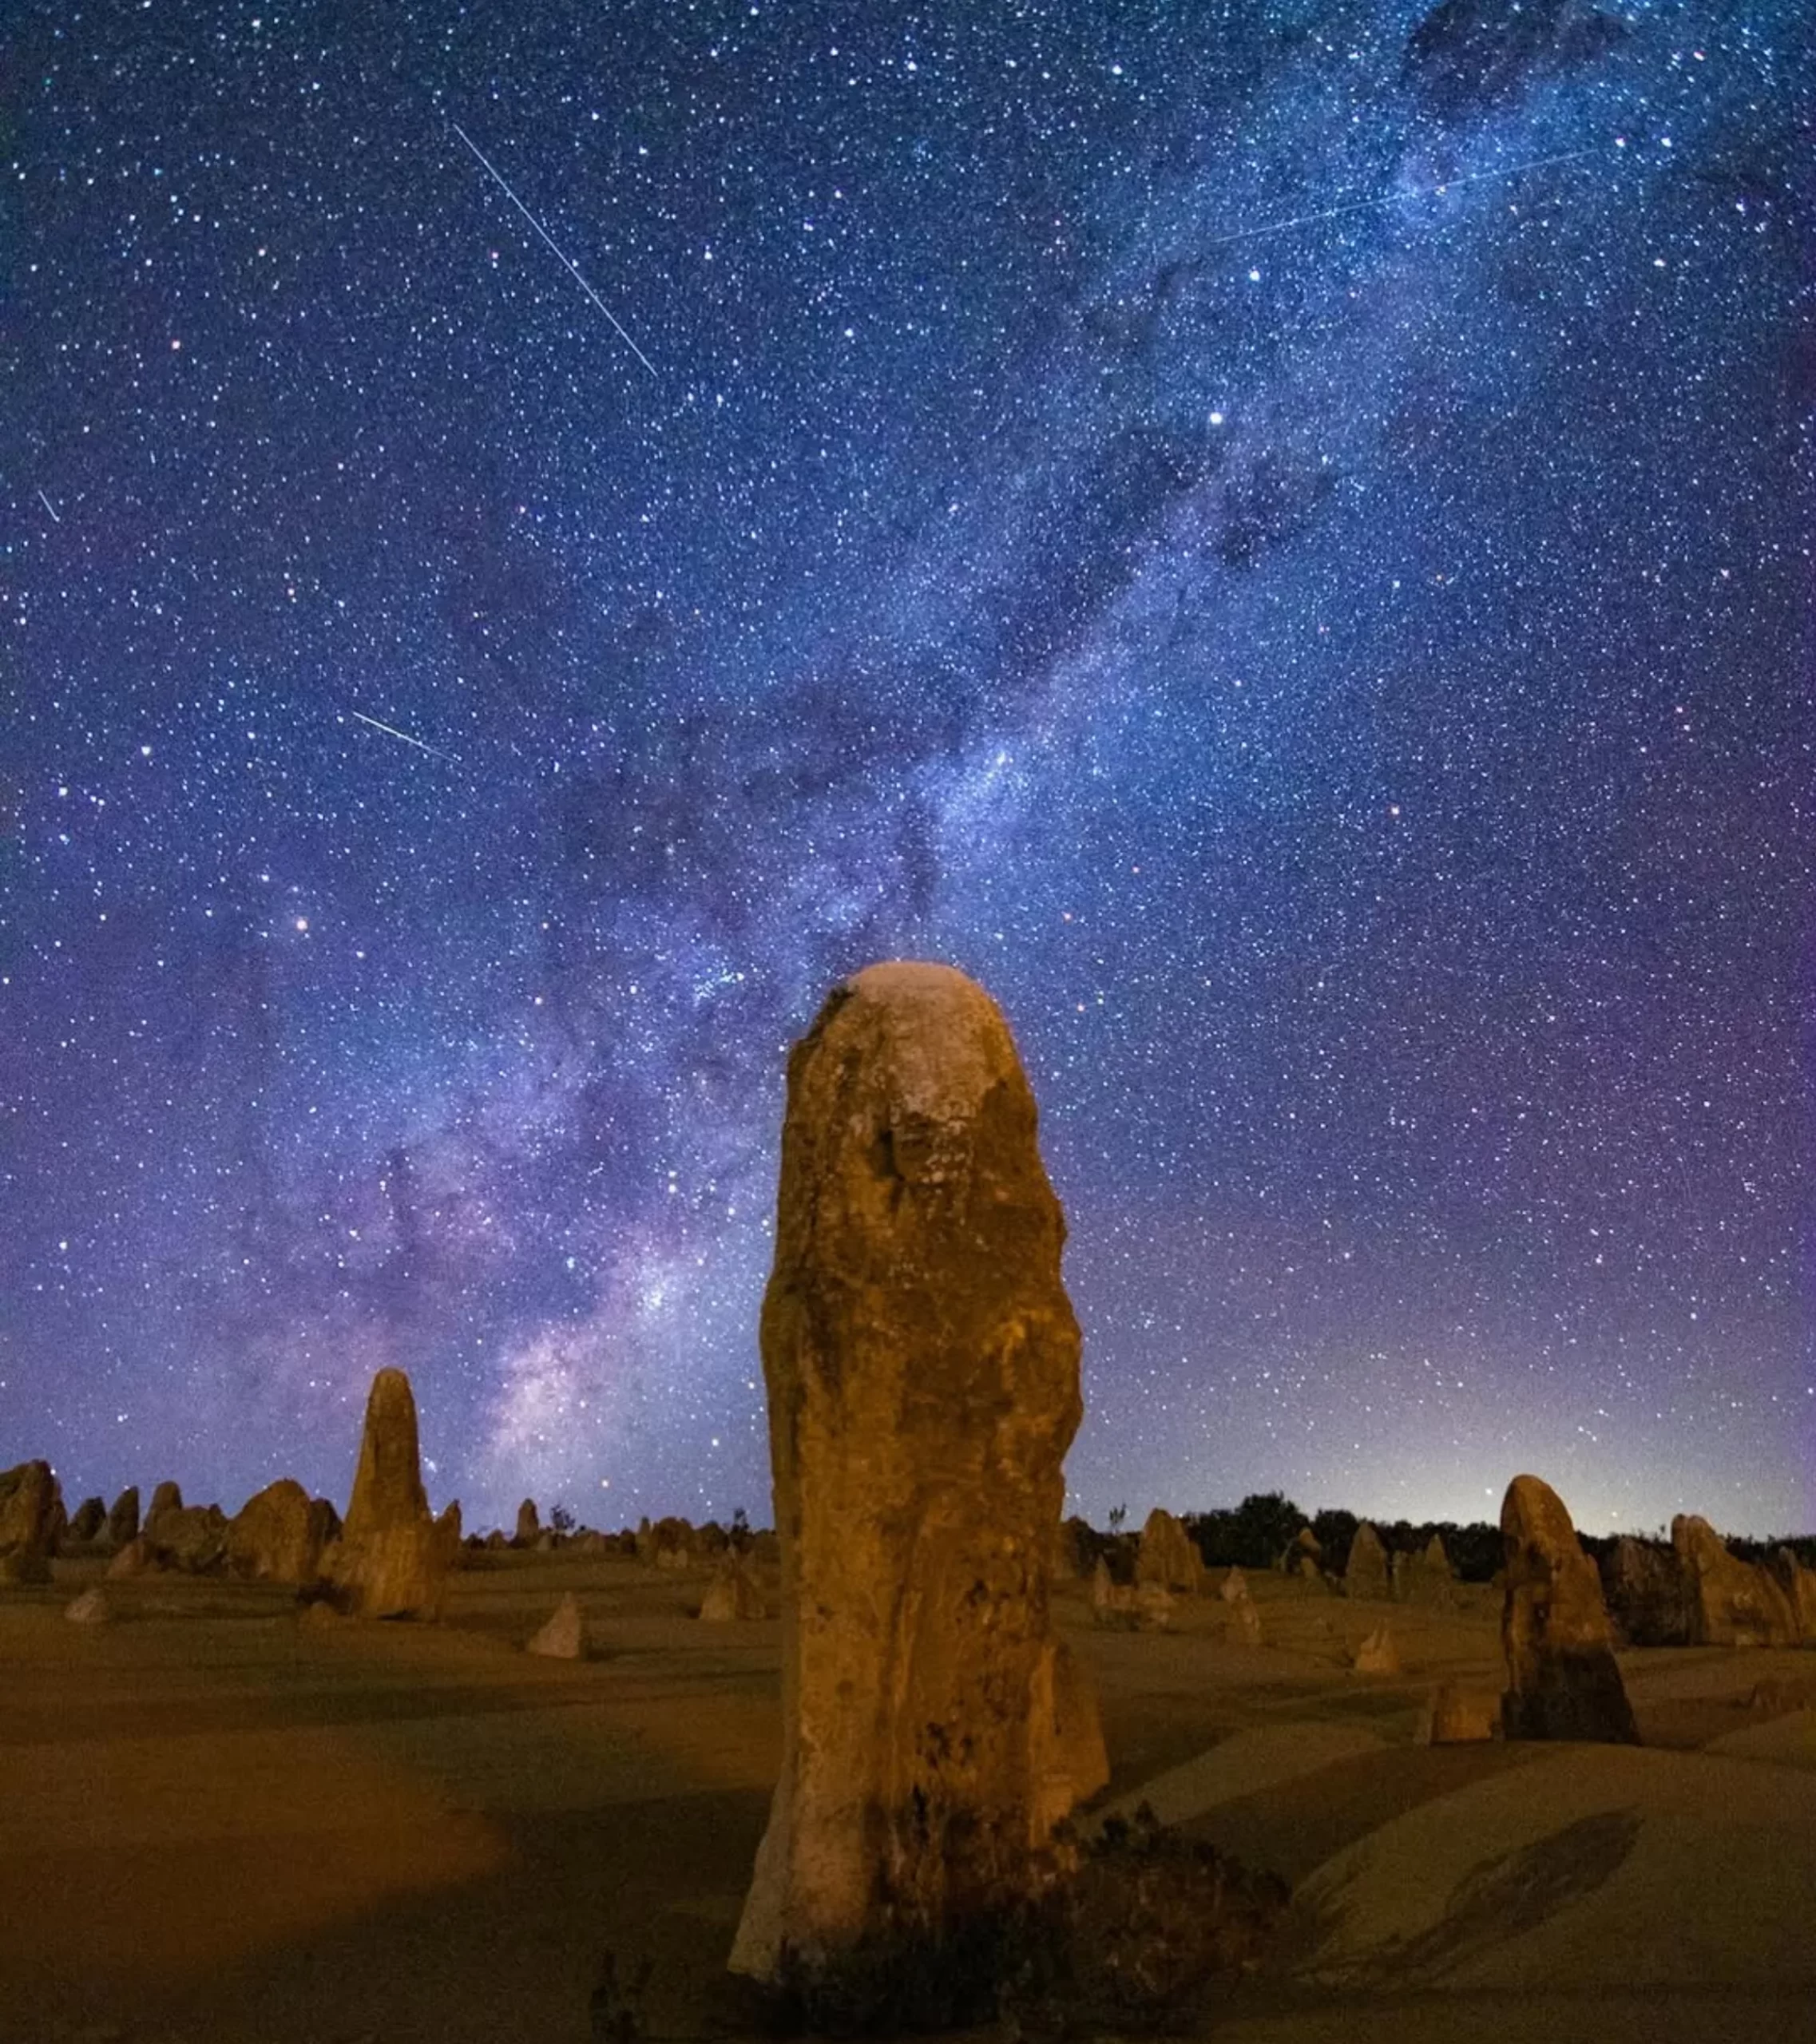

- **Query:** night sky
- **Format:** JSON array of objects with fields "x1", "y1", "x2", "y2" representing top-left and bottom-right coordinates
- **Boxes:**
[{"x1": 4, "y1": 1, "x2": 1811, "y2": 1537}]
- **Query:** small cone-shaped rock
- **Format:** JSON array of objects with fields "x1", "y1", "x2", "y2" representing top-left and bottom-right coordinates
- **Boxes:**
[
  {"x1": 227, "y1": 1479, "x2": 325, "y2": 1585},
  {"x1": 326, "y1": 1368, "x2": 446, "y2": 1620},
  {"x1": 730, "y1": 963, "x2": 1106, "y2": 1993},
  {"x1": 1500, "y1": 1475, "x2": 1636, "y2": 1743},
  {"x1": 107, "y1": 1537, "x2": 155, "y2": 1579},
  {"x1": 107, "y1": 1486, "x2": 141, "y2": 1549},
  {"x1": 1136, "y1": 1507, "x2": 1203, "y2": 1595},
  {"x1": 0, "y1": 1461, "x2": 58, "y2": 1584},
  {"x1": 514, "y1": 1499, "x2": 540, "y2": 1547},
  {"x1": 699, "y1": 1558, "x2": 767, "y2": 1622},
  {"x1": 1231, "y1": 1591, "x2": 1263, "y2": 1646},
  {"x1": 1352, "y1": 1623, "x2": 1400, "y2": 1675},
  {"x1": 1219, "y1": 1564, "x2": 1250, "y2": 1602},
  {"x1": 69, "y1": 1496, "x2": 108, "y2": 1544},
  {"x1": 526, "y1": 1591, "x2": 587, "y2": 1658},
  {"x1": 1343, "y1": 1522, "x2": 1391, "y2": 1599},
  {"x1": 1672, "y1": 1515, "x2": 1798, "y2": 1647},
  {"x1": 65, "y1": 1587, "x2": 112, "y2": 1626}
]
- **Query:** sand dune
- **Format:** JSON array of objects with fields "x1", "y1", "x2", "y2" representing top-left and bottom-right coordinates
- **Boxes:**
[{"x1": 3, "y1": 1553, "x2": 1811, "y2": 2043}]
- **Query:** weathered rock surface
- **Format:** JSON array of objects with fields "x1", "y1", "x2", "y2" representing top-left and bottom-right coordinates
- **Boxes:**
[
  {"x1": 1343, "y1": 1522, "x2": 1391, "y2": 1600},
  {"x1": 145, "y1": 1480, "x2": 184, "y2": 1534},
  {"x1": 1500, "y1": 1474, "x2": 1636, "y2": 1743},
  {"x1": 731, "y1": 963, "x2": 1105, "y2": 1987},
  {"x1": 1053, "y1": 1515, "x2": 1092, "y2": 1579},
  {"x1": 1774, "y1": 1548, "x2": 1816, "y2": 1642},
  {"x1": 107, "y1": 1486, "x2": 141, "y2": 1548},
  {"x1": 1672, "y1": 1515, "x2": 1798, "y2": 1648},
  {"x1": 525, "y1": 1591, "x2": 586, "y2": 1658},
  {"x1": 69, "y1": 1495, "x2": 108, "y2": 1545},
  {"x1": 324, "y1": 1368, "x2": 446, "y2": 1621},
  {"x1": 1394, "y1": 1534, "x2": 1456, "y2": 1608},
  {"x1": 1219, "y1": 1564, "x2": 1250, "y2": 1603},
  {"x1": 699, "y1": 1558, "x2": 767, "y2": 1622},
  {"x1": 514, "y1": 1499, "x2": 540, "y2": 1547},
  {"x1": 434, "y1": 1499, "x2": 464, "y2": 1571},
  {"x1": 1280, "y1": 1526, "x2": 1322, "y2": 1575},
  {"x1": 0, "y1": 1460, "x2": 58, "y2": 1583},
  {"x1": 1351, "y1": 1624, "x2": 1401, "y2": 1675},
  {"x1": 143, "y1": 1503, "x2": 229, "y2": 1575},
  {"x1": 1418, "y1": 1683, "x2": 1501, "y2": 1744},
  {"x1": 1227, "y1": 1590, "x2": 1263, "y2": 1646},
  {"x1": 65, "y1": 1587, "x2": 112, "y2": 1626},
  {"x1": 1600, "y1": 1535, "x2": 1689, "y2": 1646},
  {"x1": 106, "y1": 1538, "x2": 157, "y2": 1579},
  {"x1": 644, "y1": 1515, "x2": 696, "y2": 1567},
  {"x1": 1136, "y1": 1507, "x2": 1203, "y2": 1595},
  {"x1": 227, "y1": 1479, "x2": 325, "y2": 1585}
]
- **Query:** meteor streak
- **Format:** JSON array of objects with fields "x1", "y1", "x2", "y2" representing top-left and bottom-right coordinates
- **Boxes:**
[
  {"x1": 451, "y1": 121, "x2": 657, "y2": 378},
  {"x1": 38, "y1": 489, "x2": 61, "y2": 523},
  {"x1": 350, "y1": 709, "x2": 457, "y2": 762},
  {"x1": 1204, "y1": 145, "x2": 1604, "y2": 251}
]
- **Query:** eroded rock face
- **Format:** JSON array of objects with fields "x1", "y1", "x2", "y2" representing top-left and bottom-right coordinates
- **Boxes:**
[
  {"x1": 434, "y1": 1500, "x2": 464, "y2": 1571},
  {"x1": 1500, "y1": 1475, "x2": 1636, "y2": 1743},
  {"x1": 69, "y1": 1496, "x2": 108, "y2": 1545},
  {"x1": 1351, "y1": 1623, "x2": 1400, "y2": 1675},
  {"x1": 325, "y1": 1368, "x2": 446, "y2": 1620},
  {"x1": 731, "y1": 963, "x2": 1105, "y2": 1987},
  {"x1": 145, "y1": 1480, "x2": 184, "y2": 1534},
  {"x1": 227, "y1": 1479, "x2": 324, "y2": 1585},
  {"x1": 1136, "y1": 1508, "x2": 1203, "y2": 1595},
  {"x1": 526, "y1": 1592, "x2": 586, "y2": 1658},
  {"x1": 107, "y1": 1487, "x2": 141, "y2": 1549},
  {"x1": 1394, "y1": 1534, "x2": 1456, "y2": 1608},
  {"x1": 1600, "y1": 1535, "x2": 1689, "y2": 1646},
  {"x1": 1774, "y1": 1549, "x2": 1816, "y2": 1642},
  {"x1": 699, "y1": 1558, "x2": 767, "y2": 1622},
  {"x1": 1420, "y1": 1683, "x2": 1501, "y2": 1744},
  {"x1": 144, "y1": 1503, "x2": 229, "y2": 1575},
  {"x1": 1343, "y1": 1523, "x2": 1390, "y2": 1600},
  {"x1": 1672, "y1": 1515, "x2": 1798, "y2": 1647},
  {"x1": 0, "y1": 1461, "x2": 58, "y2": 1584},
  {"x1": 514, "y1": 1499, "x2": 540, "y2": 1546}
]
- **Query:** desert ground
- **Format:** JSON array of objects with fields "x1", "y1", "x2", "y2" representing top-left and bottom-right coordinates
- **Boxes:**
[{"x1": 5, "y1": 1551, "x2": 1815, "y2": 2044}]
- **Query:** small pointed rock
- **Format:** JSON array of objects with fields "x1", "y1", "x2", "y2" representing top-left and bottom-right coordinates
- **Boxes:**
[
  {"x1": 526, "y1": 1591, "x2": 587, "y2": 1658},
  {"x1": 699, "y1": 1559, "x2": 766, "y2": 1622},
  {"x1": 1352, "y1": 1623, "x2": 1400, "y2": 1675},
  {"x1": 65, "y1": 1587, "x2": 112, "y2": 1625}
]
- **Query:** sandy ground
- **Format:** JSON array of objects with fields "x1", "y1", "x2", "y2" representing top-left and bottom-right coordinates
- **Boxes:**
[{"x1": 3, "y1": 1556, "x2": 1814, "y2": 2044}]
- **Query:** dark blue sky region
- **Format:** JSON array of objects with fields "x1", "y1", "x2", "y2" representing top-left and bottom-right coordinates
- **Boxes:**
[{"x1": 3, "y1": 0, "x2": 1811, "y2": 1535}]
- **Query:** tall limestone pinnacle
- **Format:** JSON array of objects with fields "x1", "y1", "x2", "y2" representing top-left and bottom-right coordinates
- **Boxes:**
[
  {"x1": 327, "y1": 1367, "x2": 446, "y2": 1620},
  {"x1": 730, "y1": 961, "x2": 1107, "y2": 1990}
]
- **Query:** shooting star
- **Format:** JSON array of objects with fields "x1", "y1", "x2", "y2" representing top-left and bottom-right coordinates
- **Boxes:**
[
  {"x1": 1203, "y1": 144, "x2": 1604, "y2": 251},
  {"x1": 349, "y1": 709, "x2": 458, "y2": 763},
  {"x1": 451, "y1": 120, "x2": 657, "y2": 378},
  {"x1": 38, "y1": 489, "x2": 61, "y2": 524}
]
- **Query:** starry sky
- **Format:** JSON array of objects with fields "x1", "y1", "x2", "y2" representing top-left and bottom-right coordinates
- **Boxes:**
[{"x1": 4, "y1": 0, "x2": 1811, "y2": 1538}]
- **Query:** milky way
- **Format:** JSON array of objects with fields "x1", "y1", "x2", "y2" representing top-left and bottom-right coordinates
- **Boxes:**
[{"x1": 5, "y1": 0, "x2": 1811, "y2": 1535}]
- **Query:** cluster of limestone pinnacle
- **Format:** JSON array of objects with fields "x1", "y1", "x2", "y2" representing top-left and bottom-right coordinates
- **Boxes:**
[{"x1": 4, "y1": 960, "x2": 1812, "y2": 2012}]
